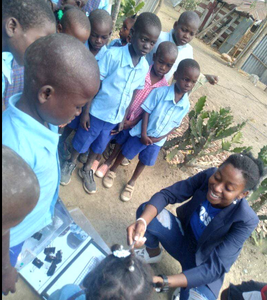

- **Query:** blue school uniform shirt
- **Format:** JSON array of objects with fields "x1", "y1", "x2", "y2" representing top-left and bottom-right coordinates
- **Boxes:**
[
  {"x1": 2, "y1": 52, "x2": 13, "y2": 97},
  {"x1": 129, "y1": 84, "x2": 190, "y2": 146},
  {"x1": 146, "y1": 29, "x2": 194, "y2": 82},
  {"x1": 2, "y1": 93, "x2": 60, "y2": 247},
  {"x1": 108, "y1": 38, "x2": 123, "y2": 48},
  {"x1": 90, "y1": 44, "x2": 149, "y2": 124},
  {"x1": 84, "y1": 40, "x2": 107, "y2": 62},
  {"x1": 190, "y1": 200, "x2": 222, "y2": 241}
]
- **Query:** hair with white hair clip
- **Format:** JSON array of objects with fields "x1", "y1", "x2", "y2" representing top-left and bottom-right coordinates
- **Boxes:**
[{"x1": 112, "y1": 244, "x2": 135, "y2": 272}]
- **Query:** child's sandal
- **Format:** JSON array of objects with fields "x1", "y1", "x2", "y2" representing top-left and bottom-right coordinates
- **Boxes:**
[
  {"x1": 120, "y1": 184, "x2": 134, "y2": 202},
  {"x1": 103, "y1": 171, "x2": 116, "y2": 188}
]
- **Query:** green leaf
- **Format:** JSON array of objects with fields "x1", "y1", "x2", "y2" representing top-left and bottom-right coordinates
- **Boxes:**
[
  {"x1": 231, "y1": 131, "x2": 243, "y2": 144},
  {"x1": 219, "y1": 107, "x2": 230, "y2": 116},
  {"x1": 222, "y1": 139, "x2": 231, "y2": 151},
  {"x1": 196, "y1": 116, "x2": 203, "y2": 137},
  {"x1": 135, "y1": 1, "x2": 145, "y2": 12},
  {"x1": 166, "y1": 148, "x2": 180, "y2": 162},
  {"x1": 190, "y1": 118, "x2": 198, "y2": 139},
  {"x1": 258, "y1": 145, "x2": 267, "y2": 166},
  {"x1": 188, "y1": 110, "x2": 195, "y2": 119},
  {"x1": 194, "y1": 96, "x2": 206, "y2": 116},
  {"x1": 207, "y1": 111, "x2": 218, "y2": 132},
  {"x1": 232, "y1": 146, "x2": 253, "y2": 153},
  {"x1": 200, "y1": 111, "x2": 209, "y2": 119}
]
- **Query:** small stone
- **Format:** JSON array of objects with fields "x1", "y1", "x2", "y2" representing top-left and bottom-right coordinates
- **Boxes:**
[{"x1": 243, "y1": 269, "x2": 248, "y2": 274}]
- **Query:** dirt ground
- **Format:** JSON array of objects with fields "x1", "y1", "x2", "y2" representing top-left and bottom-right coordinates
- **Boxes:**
[{"x1": 5, "y1": 1, "x2": 267, "y2": 300}]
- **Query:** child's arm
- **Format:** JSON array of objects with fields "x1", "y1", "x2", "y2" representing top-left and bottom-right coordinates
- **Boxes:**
[
  {"x1": 123, "y1": 111, "x2": 144, "y2": 130},
  {"x1": 80, "y1": 81, "x2": 103, "y2": 131},
  {"x1": 149, "y1": 126, "x2": 178, "y2": 144},
  {"x1": 2, "y1": 231, "x2": 18, "y2": 295},
  {"x1": 111, "y1": 90, "x2": 138, "y2": 135},
  {"x1": 141, "y1": 112, "x2": 153, "y2": 145}
]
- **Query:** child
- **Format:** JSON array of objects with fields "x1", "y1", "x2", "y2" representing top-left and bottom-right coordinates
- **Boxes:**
[
  {"x1": 52, "y1": 0, "x2": 88, "y2": 11},
  {"x1": 2, "y1": 0, "x2": 56, "y2": 108},
  {"x1": 146, "y1": 10, "x2": 218, "y2": 85},
  {"x1": 48, "y1": 244, "x2": 154, "y2": 300},
  {"x1": 60, "y1": 12, "x2": 162, "y2": 194},
  {"x1": 2, "y1": 34, "x2": 100, "y2": 269},
  {"x1": 103, "y1": 59, "x2": 200, "y2": 201},
  {"x1": 57, "y1": 9, "x2": 112, "y2": 160},
  {"x1": 82, "y1": 0, "x2": 111, "y2": 15},
  {"x1": 96, "y1": 41, "x2": 178, "y2": 178},
  {"x1": 2, "y1": 145, "x2": 40, "y2": 296},
  {"x1": 108, "y1": 15, "x2": 137, "y2": 48},
  {"x1": 85, "y1": 9, "x2": 113, "y2": 60},
  {"x1": 57, "y1": 7, "x2": 91, "y2": 44}
]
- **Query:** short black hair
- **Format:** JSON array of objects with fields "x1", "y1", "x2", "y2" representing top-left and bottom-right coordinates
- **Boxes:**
[
  {"x1": 2, "y1": 0, "x2": 56, "y2": 31},
  {"x1": 61, "y1": 8, "x2": 90, "y2": 32},
  {"x1": 23, "y1": 33, "x2": 99, "y2": 93},
  {"x1": 156, "y1": 41, "x2": 178, "y2": 59},
  {"x1": 89, "y1": 9, "x2": 113, "y2": 30},
  {"x1": 133, "y1": 12, "x2": 162, "y2": 34},
  {"x1": 220, "y1": 152, "x2": 265, "y2": 191},
  {"x1": 177, "y1": 11, "x2": 200, "y2": 28},
  {"x1": 177, "y1": 58, "x2": 200, "y2": 73},
  {"x1": 83, "y1": 244, "x2": 154, "y2": 300}
]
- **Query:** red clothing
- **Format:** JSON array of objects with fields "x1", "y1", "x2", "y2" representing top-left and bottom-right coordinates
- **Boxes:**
[{"x1": 127, "y1": 65, "x2": 168, "y2": 121}]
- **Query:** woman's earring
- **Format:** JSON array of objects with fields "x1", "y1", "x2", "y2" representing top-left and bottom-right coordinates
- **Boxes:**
[{"x1": 233, "y1": 199, "x2": 237, "y2": 205}]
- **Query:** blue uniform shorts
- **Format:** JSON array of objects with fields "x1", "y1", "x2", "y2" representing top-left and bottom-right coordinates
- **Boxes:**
[
  {"x1": 114, "y1": 129, "x2": 131, "y2": 145},
  {"x1": 72, "y1": 114, "x2": 117, "y2": 154},
  {"x1": 68, "y1": 115, "x2": 81, "y2": 130},
  {"x1": 122, "y1": 136, "x2": 161, "y2": 166}
]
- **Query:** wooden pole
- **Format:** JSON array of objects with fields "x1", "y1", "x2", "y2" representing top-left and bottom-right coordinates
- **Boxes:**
[
  {"x1": 111, "y1": 0, "x2": 122, "y2": 28},
  {"x1": 208, "y1": 14, "x2": 239, "y2": 45},
  {"x1": 197, "y1": 7, "x2": 236, "y2": 39}
]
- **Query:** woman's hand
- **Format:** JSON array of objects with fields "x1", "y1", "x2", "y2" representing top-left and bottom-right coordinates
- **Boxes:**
[{"x1": 127, "y1": 220, "x2": 147, "y2": 248}]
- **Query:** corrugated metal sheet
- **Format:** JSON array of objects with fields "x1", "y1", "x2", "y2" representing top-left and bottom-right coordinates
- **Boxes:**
[
  {"x1": 220, "y1": 0, "x2": 267, "y2": 21},
  {"x1": 138, "y1": 0, "x2": 160, "y2": 13},
  {"x1": 242, "y1": 34, "x2": 267, "y2": 85}
]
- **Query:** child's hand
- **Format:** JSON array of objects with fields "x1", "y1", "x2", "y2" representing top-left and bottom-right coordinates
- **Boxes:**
[
  {"x1": 141, "y1": 135, "x2": 153, "y2": 146},
  {"x1": 2, "y1": 266, "x2": 18, "y2": 295},
  {"x1": 123, "y1": 120, "x2": 135, "y2": 130},
  {"x1": 80, "y1": 113, "x2": 90, "y2": 131},
  {"x1": 111, "y1": 121, "x2": 125, "y2": 135},
  {"x1": 59, "y1": 123, "x2": 67, "y2": 128},
  {"x1": 149, "y1": 137, "x2": 160, "y2": 143},
  {"x1": 205, "y1": 74, "x2": 219, "y2": 85},
  {"x1": 127, "y1": 220, "x2": 147, "y2": 249}
]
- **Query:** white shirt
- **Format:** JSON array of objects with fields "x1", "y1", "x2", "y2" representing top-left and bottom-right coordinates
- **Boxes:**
[{"x1": 146, "y1": 29, "x2": 193, "y2": 82}]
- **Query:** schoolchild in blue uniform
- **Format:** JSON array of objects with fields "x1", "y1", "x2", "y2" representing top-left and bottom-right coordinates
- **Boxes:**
[
  {"x1": 127, "y1": 152, "x2": 263, "y2": 300},
  {"x1": 2, "y1": 34, "x2": 99, "y2": 283},
  {"x1": 103, "y1": 59, "x2": 200, "y2": 202},
  {"x1": 60, "y1": 12, "x2": 162, "y2": 194},
  {"x1": 58, "y1": 9, "x2": 112, "y2": 160}
]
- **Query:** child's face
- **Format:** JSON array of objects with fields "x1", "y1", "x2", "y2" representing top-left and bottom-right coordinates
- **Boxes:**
[
  {"x1": 174, "y1": 66, "x2": 200, "y2": 94},
  {"x1": 37, "y1": 82, "x2": 99, "y2": 126},
  {"x1": 5, "y1": 21, "x2": 56, "y2": 66},
  {"x1": 60, "y1": 24, "x2": 90, "y2": 44},
  {"x1": 61, "y1": 0, "x2": 84, "y2": 8},
  {"x1": 89, "y1": 22, "x2": 112, "y2": 52},
  {"x1": 119, "y1": 18, "x2": 133, "y2": 42},
  {"x1": 152, "y1": 51, "x2": 177, "y2": 77},
  {"x1": 131, "y1": 26, "x2": 160, "y2": 57},
  {"x1": 173, "y1": 21, "x2": 198, "y2": 46}
]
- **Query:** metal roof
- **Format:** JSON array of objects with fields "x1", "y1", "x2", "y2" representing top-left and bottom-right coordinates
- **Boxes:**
[{"x1": 218, "y1": 0, "x2": 267, "y2": 20}]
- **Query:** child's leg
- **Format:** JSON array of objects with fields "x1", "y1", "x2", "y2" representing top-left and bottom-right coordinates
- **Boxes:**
[
  {"x1": 109, "y1": 151, "x2": 125, "y2": 172},
  {"x1": 83, "y1": 149, "x2": 99, "y2": 171},
  {"x1": 128, "y1": 160, "x2": 146, "y2": 186},
  {"x1": 104, "y1": 143, "x2": 122, "y2": 166},
  {"x1": 59, "y1": 126, "x2": 73, "y2": 145}
]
